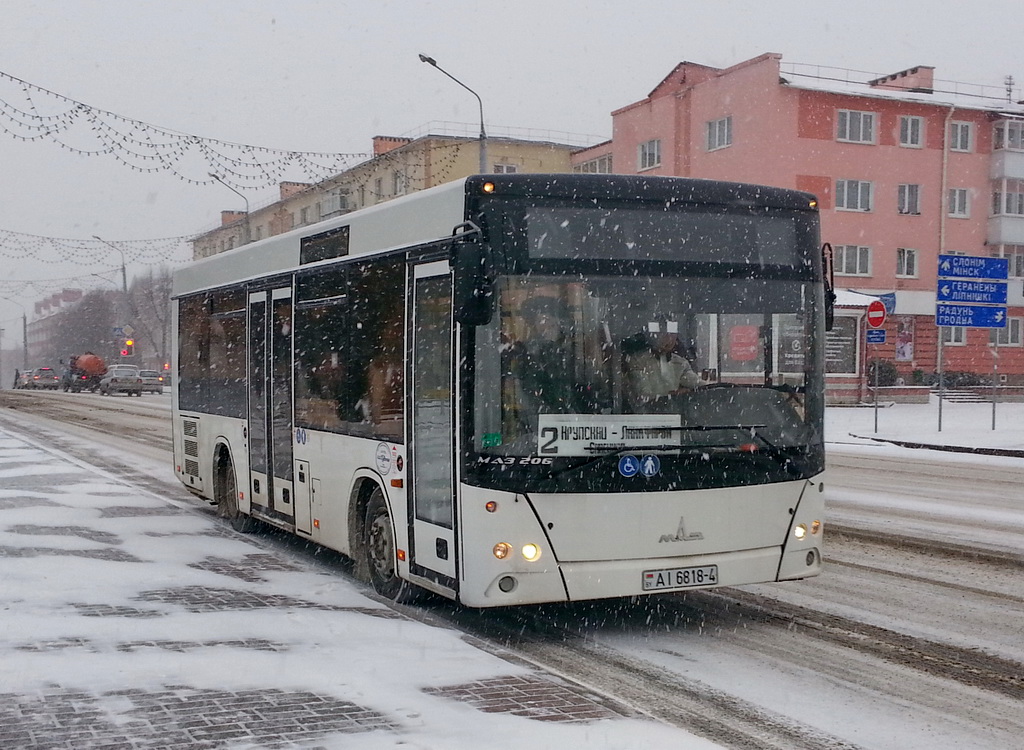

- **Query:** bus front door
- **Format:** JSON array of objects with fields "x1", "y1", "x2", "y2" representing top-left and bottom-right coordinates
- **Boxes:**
[
  {"x1": 409, "y1": 263, "x2": 457, "y2": 587},
  {"x1": 247, "y1": 288, "x2": 295, "y2": 524}
]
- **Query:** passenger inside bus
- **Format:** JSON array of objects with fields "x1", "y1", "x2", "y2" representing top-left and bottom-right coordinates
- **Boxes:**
[{"x1": 513, "y1": 296, "x2": 580, "y2": 414}]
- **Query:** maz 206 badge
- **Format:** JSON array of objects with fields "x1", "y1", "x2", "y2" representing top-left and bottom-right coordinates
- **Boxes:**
[{"x1": 375, "y1": 442, "x2": 392, "y2": 475}]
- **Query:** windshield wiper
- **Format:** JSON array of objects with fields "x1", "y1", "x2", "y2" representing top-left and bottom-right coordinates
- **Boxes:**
[{"x1": 680, "y1": 424, "x2": 804, "y2": 475}]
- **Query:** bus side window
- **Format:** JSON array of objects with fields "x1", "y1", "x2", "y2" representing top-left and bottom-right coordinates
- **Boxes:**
[{"x1": 349, "y1": 260, "x2": 406, "y2": 441}]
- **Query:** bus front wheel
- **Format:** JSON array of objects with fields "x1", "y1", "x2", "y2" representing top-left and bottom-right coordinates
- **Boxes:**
[{"x1": 364, "y1": 487, "x2": 417, "y2": 603}]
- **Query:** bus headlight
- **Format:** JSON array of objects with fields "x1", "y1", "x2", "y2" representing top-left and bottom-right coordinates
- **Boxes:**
[
  {"x1": 493, "y1": 542, "x2": 512, "y2": 559},
  {"x1": 521, "y1": 543, "x2": 542, "y2": 562},
  {"x1": 793, "y1": 524, "x2": 808, "y2": 541}
]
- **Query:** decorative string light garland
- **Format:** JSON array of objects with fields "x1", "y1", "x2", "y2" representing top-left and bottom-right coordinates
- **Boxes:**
[{"x1": 0, "y1": 69, "x2": 371, "y2": 189}]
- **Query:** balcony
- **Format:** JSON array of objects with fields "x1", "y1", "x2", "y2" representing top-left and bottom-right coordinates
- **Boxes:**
[
  {"x1": 991, "y1": 149, "x2": 1024, "y2": 180},
  {"x1": 988, "y1": 214, "x2": 1024, "y2": 245}
]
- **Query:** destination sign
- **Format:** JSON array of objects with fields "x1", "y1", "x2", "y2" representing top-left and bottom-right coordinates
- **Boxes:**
[
  {"x1": 537, "y1": 414, "x2": 682, "y2": 456},
  {"x1": 937, "y1": 255, "x2": 1009, "y2": 280},
  {"x1": 936, "y1": 279, "x2": 1008, "y2": 305},
  {"x1": 935, "y1": 304, "x2": 1007, "y2": 329}
]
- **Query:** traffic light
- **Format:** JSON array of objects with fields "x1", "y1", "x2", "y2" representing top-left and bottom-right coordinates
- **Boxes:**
[{"x1": 121, "y1": 339, "x2": 134, "y2": 357}]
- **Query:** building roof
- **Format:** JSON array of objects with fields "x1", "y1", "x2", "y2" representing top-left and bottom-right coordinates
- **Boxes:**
[{"x1": 779, "y1": 61, "x2": 1024, "y2": 116}]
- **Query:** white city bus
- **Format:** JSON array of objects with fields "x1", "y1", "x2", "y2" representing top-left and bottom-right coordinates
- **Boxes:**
[{"x1": 172, "y1": 174, "x2": 829, "y2": 607}]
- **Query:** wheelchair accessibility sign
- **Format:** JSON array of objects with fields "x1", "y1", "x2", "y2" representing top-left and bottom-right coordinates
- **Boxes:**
[{"x1": 618, "y1": 454, "x2": 661, "y2": 478}]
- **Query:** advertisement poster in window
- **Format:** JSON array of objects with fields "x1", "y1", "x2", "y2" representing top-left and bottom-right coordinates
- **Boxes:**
[
  {"x1": 895, "y1": 318, "x2": 914, "y2": 362},
  {"x1": 825, "y1": 316, "x2": 858, "y2": 374},
  {"x1": 777, "y1": 316, "x2": 806, "y2": 372}
]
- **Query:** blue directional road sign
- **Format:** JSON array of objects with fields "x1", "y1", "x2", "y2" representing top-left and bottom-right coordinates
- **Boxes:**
[
  {"x1": 937, "y1": 254, "x2": 1009, "y2": 280},
  {"x1": 936, "y1": 279, "x2": 1008, "y2": 305},
  {"x1": 935, "y1": 304, "x2": 1007, "y2": 328},
  {"x1": 866, "y1": 329, "x2": 886, "y2": 344}
]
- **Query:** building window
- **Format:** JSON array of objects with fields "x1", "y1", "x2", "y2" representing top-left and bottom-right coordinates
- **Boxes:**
[
  {"x1": 948, "y1": 188, "x2": 969, "y2": 218},
  {"x1": 900, "y1": 116, "x2": 924, "y2": 148},
  {"x1": 992, "y1": 180, "x2": 1024, "y2": 216},
  {"x1": 950, "y1": 121, "x2": 972, "y2": 152},
  {"x1": 994, "y1": 120, "x2": 1024, "y2": 151},
  {"x1": 836, "y1": 179, "x2": 873, "y2": 211},
  {"x1": 837, "y1": 110, "x2": 875, "y2": 143},
  {"x1": 321, "y1": 191, "x2": 348, "y2": 217},
  {"x1": 941, "y1": 326, "x2": 966, "y2": 345},
  {"x1": 574, "y1": 154, "x2": 612, "y2": 173},
  {"x1": 896, "y1": 248, "x2": 918, "y2": 278},
  {"x1": 392, "y1": 170, "x2": 408, "y2": 195},
  {"x1": 990, "y1": 318, "x2": 1023, "y2": 346},
  {"x1": 638, "y1": 139, "x2": 661, "y2": 170},
  {"x1": 897, "y1": 184, "x2": 921, "y2": 215},
  {"x1": 493, "y1": 163, "x2": 519, "y2": 174},
  {"x1": 835, "y1": 245, "x2": 872, "y2": 276},
  {"x1": 373, "y1": 178, "x2": 383, "y2": 203},
  {"x1": 997, "y1": 245, "x2": 1024, "y2": 277},
  {"x1": 706, "y1": 116, "x2": 733, "y2": 151}
]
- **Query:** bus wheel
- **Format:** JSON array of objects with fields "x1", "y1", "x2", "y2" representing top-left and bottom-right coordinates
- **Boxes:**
[
  {"x1": 216, "y1": 455, "x2": 255, "y2": 533},
  {"x1": 364, "y1": 487, "x2": 417, "y2": 603}
]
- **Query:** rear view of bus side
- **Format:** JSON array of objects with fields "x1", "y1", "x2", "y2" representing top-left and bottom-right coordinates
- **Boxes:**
[{"x1": 172, "y1": 174, "x2": 828, "y2": 607}]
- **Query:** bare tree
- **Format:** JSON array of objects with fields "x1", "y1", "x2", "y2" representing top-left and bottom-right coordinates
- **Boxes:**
[
  {"x1": 46, "y1": 292, "x2": 118, "y2": 364},
  {"x1": 127, "y1": 267, "x2": 172, "y2": 367}
]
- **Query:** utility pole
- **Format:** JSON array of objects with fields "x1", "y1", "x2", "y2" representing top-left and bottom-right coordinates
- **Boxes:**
[{"x1": 209, "y1": 173, "x2": 251, "y2": 245}]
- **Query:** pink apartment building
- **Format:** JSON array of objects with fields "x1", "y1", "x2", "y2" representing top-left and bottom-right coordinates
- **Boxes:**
[{"x1": 573, "y1": 53, "x2": 1024, "y2": 401}]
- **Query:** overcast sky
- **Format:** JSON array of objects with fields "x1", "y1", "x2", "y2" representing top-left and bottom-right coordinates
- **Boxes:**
[{"x1": 2, "y1": 0, "x2": 1022, "y2": 330}]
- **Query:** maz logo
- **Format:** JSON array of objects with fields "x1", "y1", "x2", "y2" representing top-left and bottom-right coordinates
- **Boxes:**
[{"x1": 659, "y1": 517, "x2": 704, "y2": 543}]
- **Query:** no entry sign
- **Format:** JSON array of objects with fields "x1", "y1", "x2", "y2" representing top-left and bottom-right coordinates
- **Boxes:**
[{"x1": 866, "y1": 299, "x2": 886, "y2": 328}]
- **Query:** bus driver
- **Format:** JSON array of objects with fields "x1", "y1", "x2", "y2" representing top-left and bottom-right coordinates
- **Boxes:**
[{"x1": 623, "y1": 318, "x2": 701, "y2": 405}]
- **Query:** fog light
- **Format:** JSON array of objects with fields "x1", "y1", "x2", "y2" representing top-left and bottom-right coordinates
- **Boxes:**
[
  {"x1": 493, "y1": 542, "x2": 512, "y2": 560},
  {"x1": 498, "y1": 575, "x2": 517, "y2": 592},
  {"x1": 521, "y1": 543, "x2": 541, "y2": 562},
  {"x1": 811, "y1": 520, "x2": 821, "y2": 535},
  {"x1": 793, "y1": 524, "x2": 807, "y2": 540},
  {"x1": 806, "y1": 550, "x2": 817, "y2": 566}
]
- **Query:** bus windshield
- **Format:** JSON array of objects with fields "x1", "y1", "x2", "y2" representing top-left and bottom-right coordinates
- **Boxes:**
[{"x1": 469, "y1": 273, "x2": 824, "y2": 492}]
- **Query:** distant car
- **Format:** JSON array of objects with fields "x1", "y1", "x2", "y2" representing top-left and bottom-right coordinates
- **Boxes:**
[
  {"x1": 139, "y1": 369, "x2": 164, "y2": 394},
  {"x1": 29, "y1": 367, "x2": 60, "y2": 390},
  {"x1": 99, "y1": 365, "x2": 143, "y2": 397},
  {"x1": 14, "y1": 370, "x2": 33, "y2": 389}
]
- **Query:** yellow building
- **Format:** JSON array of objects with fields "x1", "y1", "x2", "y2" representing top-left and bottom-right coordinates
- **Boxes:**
[{"x1": 192, "y1": 130, "x2": 580, "y2": 259}]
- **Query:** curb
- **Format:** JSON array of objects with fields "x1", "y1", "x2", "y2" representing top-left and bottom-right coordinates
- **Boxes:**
[{"x1": 849, "y1": 433, "x2": 1024, "y2": 458}]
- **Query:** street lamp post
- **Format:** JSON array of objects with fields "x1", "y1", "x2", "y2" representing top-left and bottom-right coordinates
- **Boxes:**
[
  {"x1": 209, "y1": 173, "x2": 251, "y2": 245},
  {"x1": 418, "y1": 53, "x2": 487, "y2": 174},
  {"x1": 92, "y1": 235, "x2": 128, "y2": 295}
]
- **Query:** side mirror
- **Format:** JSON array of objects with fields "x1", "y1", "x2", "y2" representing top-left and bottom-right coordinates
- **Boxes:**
[
  {"x1": 821, "y1": 242, "x2": 836, "y2": 331},
  {"x1": 450, "y1": 222, "x2": 493, "y2": 326}
]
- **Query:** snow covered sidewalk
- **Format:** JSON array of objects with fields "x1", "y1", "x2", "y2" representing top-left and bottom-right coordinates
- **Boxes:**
[
  {"x1": 826, "y1": 398, "x2": 1024, "y2": 455},
  {"x1": 0, "y1": 428, "x2": 708, "y2": 749}
]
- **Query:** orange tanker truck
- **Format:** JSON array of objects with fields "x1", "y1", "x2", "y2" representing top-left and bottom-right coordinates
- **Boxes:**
[{"x1": 61, "y1": 353, "x2": 107, "y2": 392}]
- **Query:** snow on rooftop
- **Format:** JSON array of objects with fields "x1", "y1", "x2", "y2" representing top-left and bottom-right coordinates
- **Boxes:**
[{"x1": 780, "y1": 61, "x2": 1024, "y2": 115}]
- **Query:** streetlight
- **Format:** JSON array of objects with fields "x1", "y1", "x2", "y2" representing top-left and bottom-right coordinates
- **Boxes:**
[
  {"x1": 209, "y1": 173, "x2": 251, "y2": 245},
  {"x1": 418, "y1": 53, "x2": 488, "y2": 174},
  {"x1": 92, "y1": 235, "x2": 128, "y2": 295}
]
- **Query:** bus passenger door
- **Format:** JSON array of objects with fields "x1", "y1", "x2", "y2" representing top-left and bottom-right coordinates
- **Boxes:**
[
  {"x1": 409, "y1": 262, "x2": 456, "y2": 584},
  {"x1": 247, "y1": 287, "x2": 295, "y2": 522}
]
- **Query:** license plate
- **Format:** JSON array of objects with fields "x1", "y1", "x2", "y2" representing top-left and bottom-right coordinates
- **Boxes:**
[{"x1": 642, "y1": 564, "x2": 718, "y2": 591}]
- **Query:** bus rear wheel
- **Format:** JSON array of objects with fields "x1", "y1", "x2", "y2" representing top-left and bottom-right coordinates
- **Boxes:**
[
  {"x1": 216, "y1": 454, "x2": 255, "y2": 533},
  {"x1": 364, "y1": 487, "x2": 418, "y2": 603}
]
